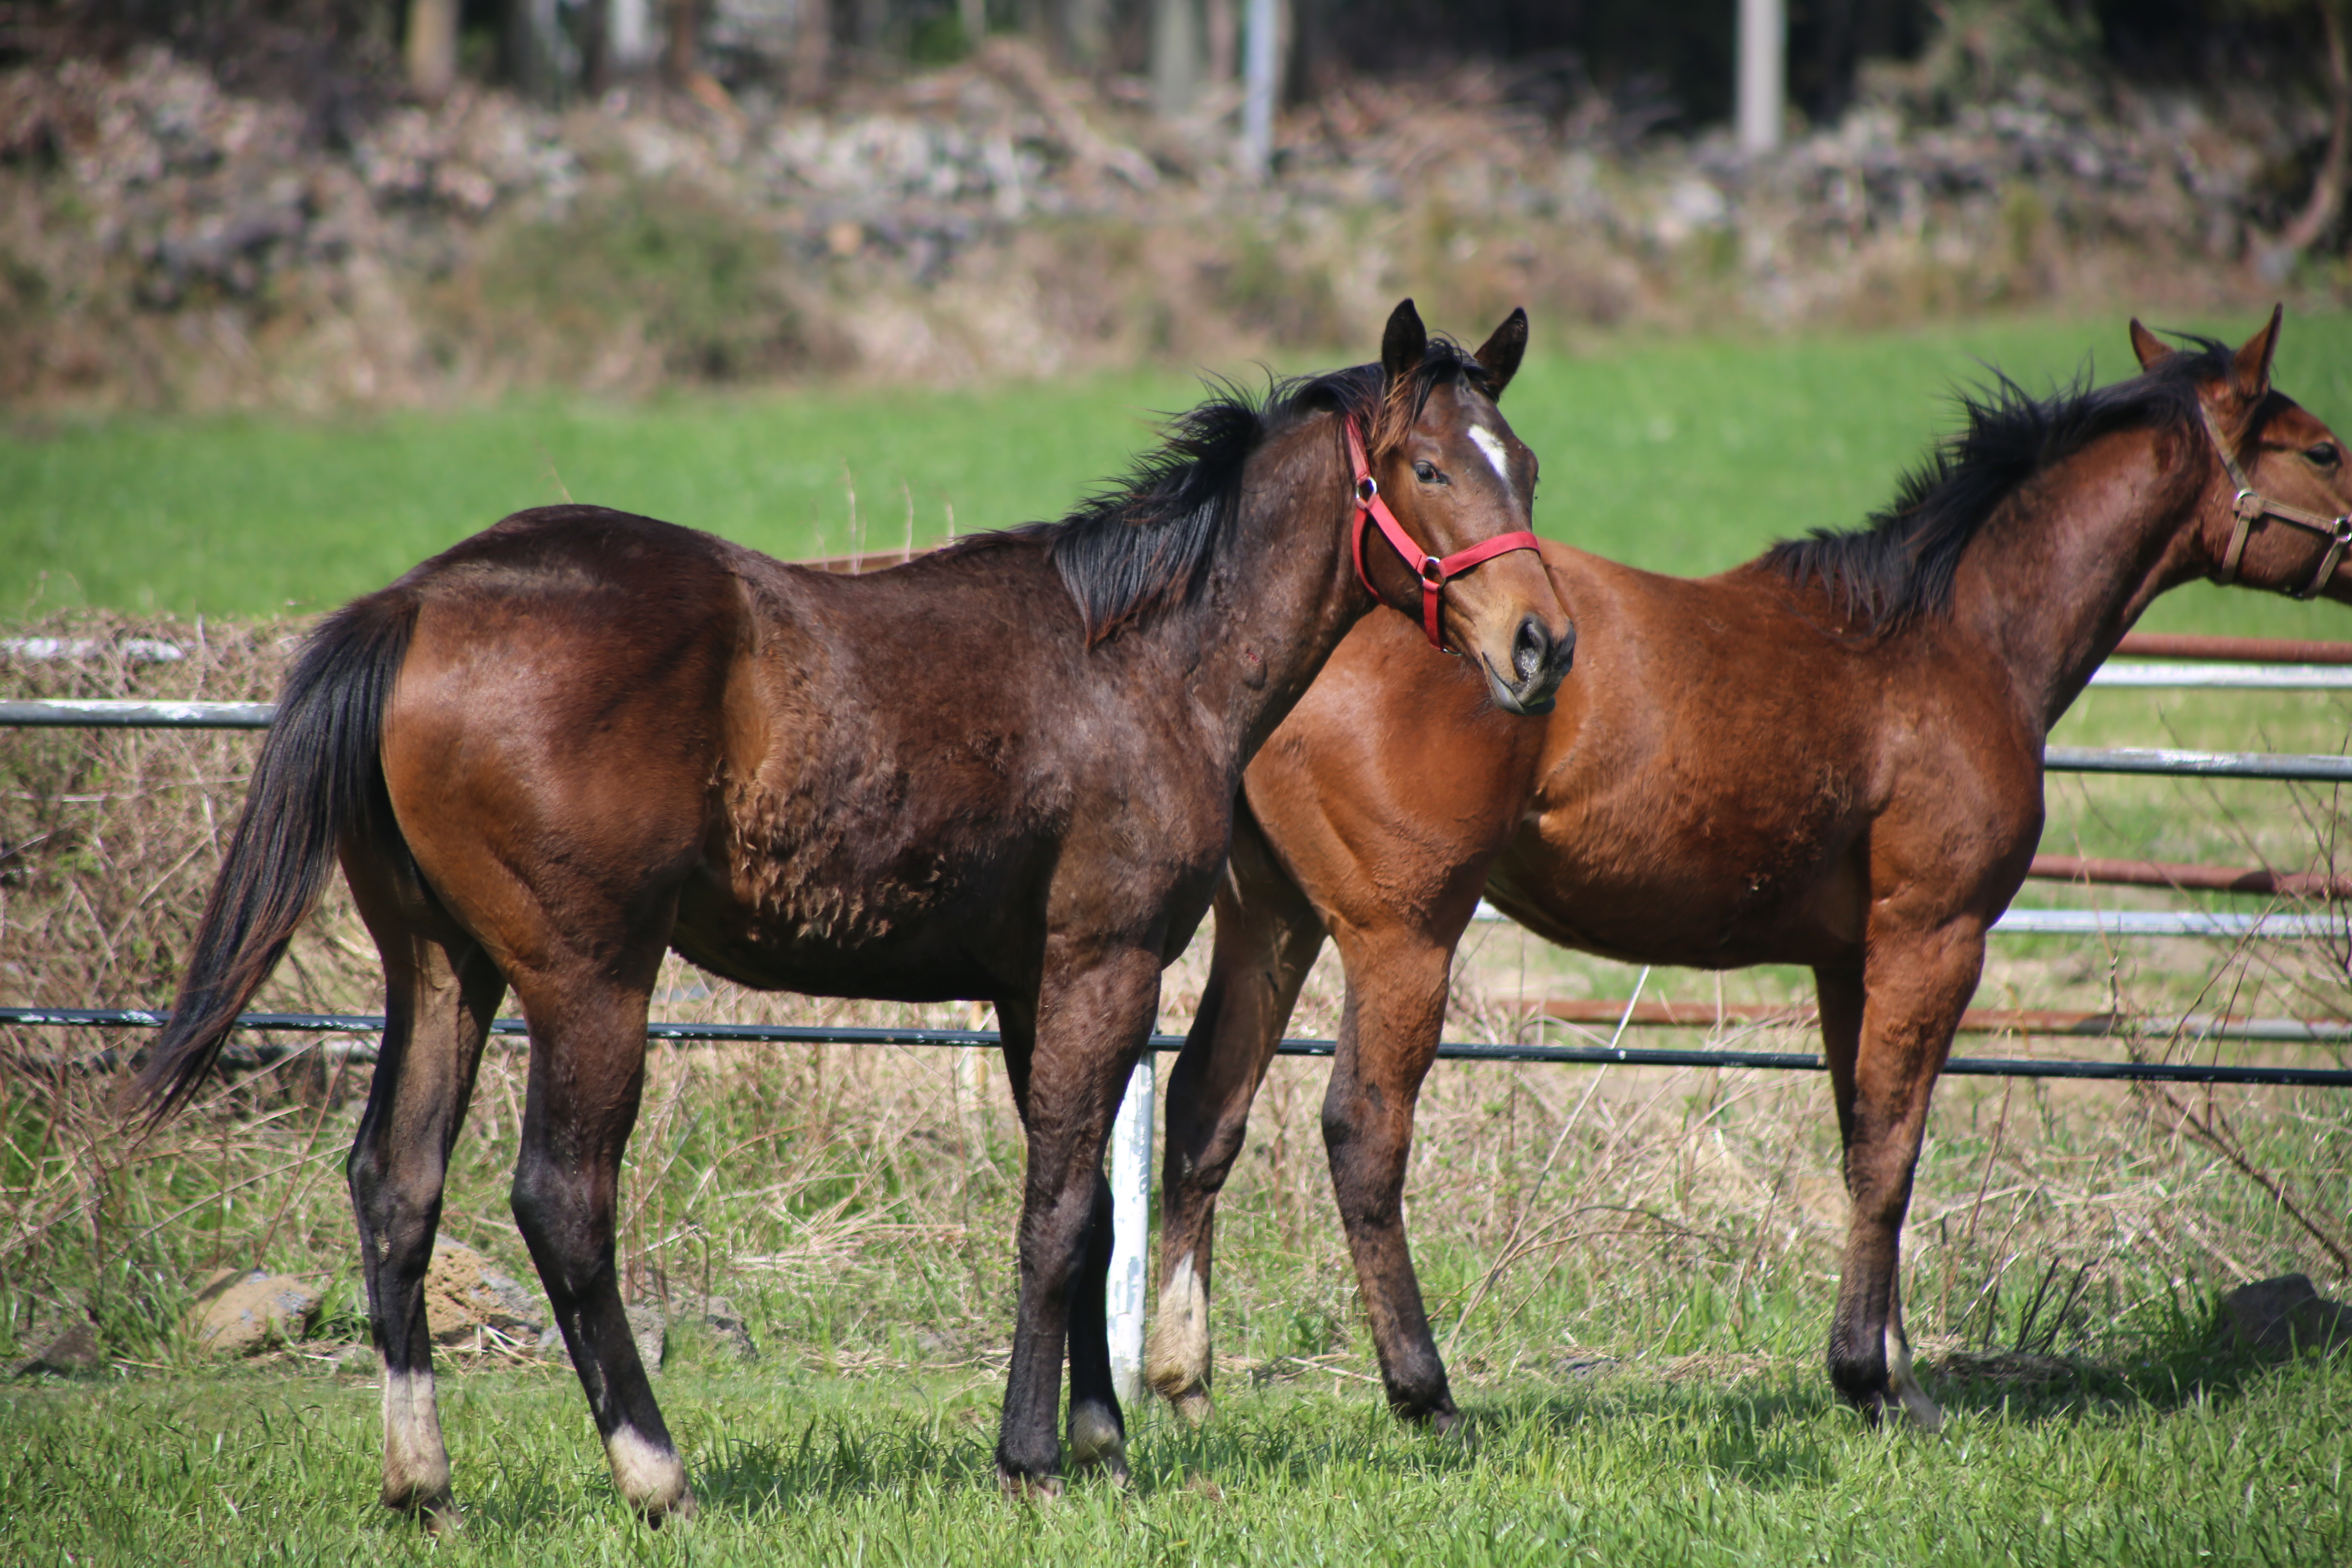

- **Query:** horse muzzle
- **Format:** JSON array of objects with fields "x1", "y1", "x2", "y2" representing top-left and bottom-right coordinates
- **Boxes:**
[{"x1": 1481, "y1": 614, "x2": 1573, "y2": 716}]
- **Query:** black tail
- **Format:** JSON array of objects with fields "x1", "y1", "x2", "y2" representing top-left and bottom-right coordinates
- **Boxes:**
[{"x1": 135, "y1": 593, "x2": 416, "y2": 1119}]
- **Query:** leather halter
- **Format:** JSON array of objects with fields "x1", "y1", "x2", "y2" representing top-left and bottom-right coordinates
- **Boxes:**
[
  {"x1": 2201, "y1": 401, "x2": 2352, "y2": 599},
  {"x1": 1345, "y1": 417, "x2": 1544, "y2": 650}
]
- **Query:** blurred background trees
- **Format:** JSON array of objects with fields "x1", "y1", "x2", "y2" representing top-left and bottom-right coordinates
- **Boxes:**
[
  {"x1": 4, "y1": 0, "x2": 2347, "y2": 408},
  {"x1": 4, "y1": 1, "x2": 2337, "y2": 136}
]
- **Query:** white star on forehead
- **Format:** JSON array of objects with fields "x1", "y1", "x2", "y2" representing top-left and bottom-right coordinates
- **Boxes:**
[{"x1": 1468, "y1": 425, "x2": 1515, "y2": 498}]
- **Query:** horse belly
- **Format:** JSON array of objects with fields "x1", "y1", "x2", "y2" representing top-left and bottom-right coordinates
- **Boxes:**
[
  {"x1": 1489, "y1": 822, "x2": 1866, "y2": 971},
  {"x1": 670, "y1": 873, "x2": 1011, "y2": 1002}
]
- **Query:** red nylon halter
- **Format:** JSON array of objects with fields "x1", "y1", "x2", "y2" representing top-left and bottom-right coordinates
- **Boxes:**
[{"x1": 1346, "y1": 416, "x2": 1544, "y2": 650}]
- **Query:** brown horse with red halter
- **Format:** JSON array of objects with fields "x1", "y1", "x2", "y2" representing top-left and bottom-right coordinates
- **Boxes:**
[
  {"x1": 1148, "y1": 310, "x2": 2352, "y2": 1432},
  {"x1": 134, "y1": 301, "x2": 1570, "y2": 1525}
]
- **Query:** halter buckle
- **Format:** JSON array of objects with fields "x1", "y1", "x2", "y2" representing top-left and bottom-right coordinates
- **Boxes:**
[
  {"x1": 2234, "y1": 488, "x2": 2265, "y2": 521},
  {"x1": 1419, "y1": 556, "x2": 1446, "y2": 586},
  {"x1": 1356, "y1": 476, "x2": 1378, "y2": 506}
]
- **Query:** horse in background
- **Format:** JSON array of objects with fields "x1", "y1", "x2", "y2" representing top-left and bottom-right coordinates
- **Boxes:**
[
  {"x1": 1149, "y1": 310, "x2": 2352, "y2": 1432},
  {"x1": 135, "y1": 300, "x2": 1573, "y2": 1524}
]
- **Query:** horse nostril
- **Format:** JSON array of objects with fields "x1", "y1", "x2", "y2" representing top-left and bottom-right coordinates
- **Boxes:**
[{"x1": 1513, "y1": 618, "x2": 1548, "y2": 684}]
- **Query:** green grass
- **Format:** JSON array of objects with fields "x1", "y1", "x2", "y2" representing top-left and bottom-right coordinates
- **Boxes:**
[
  {"x1": 11, "y1": 310, "x2": 2352, "y2": 639},
  {"x1": 2, "y1": 1348, "x2": 2345, "y2": 1566}
]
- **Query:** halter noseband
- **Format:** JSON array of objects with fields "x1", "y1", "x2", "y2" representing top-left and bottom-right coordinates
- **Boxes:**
[
  {"x1": 2201, "y1": 401, "x2": 2352, "y2": 599},
  {"x1": 1345, "y1": 416, "x2": 1544, "y2": 650}
]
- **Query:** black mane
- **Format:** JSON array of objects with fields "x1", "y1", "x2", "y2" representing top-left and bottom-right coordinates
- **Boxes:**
[
  {"x1": 1763, "y1": 336, "x2": 2233, "y2": 632},
  {"x1": 970, "y1": 337, "x2": 1496, "y2": 642}
]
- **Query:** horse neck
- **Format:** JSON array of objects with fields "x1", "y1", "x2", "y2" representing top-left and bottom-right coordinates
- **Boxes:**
[
  {"x1": 1175, "y1": 413, "x2": 1368, "y2": 760},
  {"x1": 1949, "y1": 423, "x2": 2206, "y2": 731}
]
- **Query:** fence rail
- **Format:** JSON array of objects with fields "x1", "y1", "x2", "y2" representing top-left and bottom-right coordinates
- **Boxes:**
[{"x1": 6, "y1": 1006, "x2": 2346, "y2": 1087}]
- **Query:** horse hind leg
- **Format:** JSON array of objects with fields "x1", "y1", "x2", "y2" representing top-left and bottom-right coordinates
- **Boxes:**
[
  {"x1": 506, "y1": 960, "x2": 696, "y2": 1521},
  {"x1": 343, "y1": 873, "x2": 506, "y2": 1530},
  {"x1": 989, "y1": 958, "x2": 1160, "y2": 1497},
  {"x1": 1148, "y1": 811, "x2": 1325, "y2": 1423},
  {"x1": 992, "y1": 994, "x2": 1130, "y2": 1488}
]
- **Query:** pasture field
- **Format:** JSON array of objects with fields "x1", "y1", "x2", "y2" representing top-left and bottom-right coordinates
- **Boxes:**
[
  {"x1": 9, "y1": 307, "x2": 2352, "y2": 641},
  {"x1": 1, "y1": 313, "x2": 2350, "y2": 1563}
]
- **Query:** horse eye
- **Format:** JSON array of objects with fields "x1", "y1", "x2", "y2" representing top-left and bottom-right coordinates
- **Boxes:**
[
  {"x1": 1413, "y1": 461, "x2": 1442, "y2": 484},
  {"x1": 2309, "y1": 442, "x2": 2341, "y2": 469}
]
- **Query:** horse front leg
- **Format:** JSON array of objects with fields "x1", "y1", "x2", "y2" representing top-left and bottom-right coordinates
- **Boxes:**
[
  {"x1": 343, "y1": 882, "x2": 504, "y2": 1532},
  {"x1": 993, "y1": 951, "x2": 1160, "y2": 1496},
  {"x1": 1816, "y1": 929, "x2": 1981, "y2": 1432},
  {"x1": 1321, "y1": 929, "x2": 1456, "y2": 1427},
  {"x1": 507, "y1": 960, "x2": 695, "y2": 1522},
  {"x1": 1150, "y1": 816, "x2": 1327, "y2": 1422}
]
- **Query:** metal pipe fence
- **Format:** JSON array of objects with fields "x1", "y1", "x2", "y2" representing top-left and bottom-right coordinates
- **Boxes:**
[{"x1": 8, "y1": 631, "x2": 2352, "y2": 1399}]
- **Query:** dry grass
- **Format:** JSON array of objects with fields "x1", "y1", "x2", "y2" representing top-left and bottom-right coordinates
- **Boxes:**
[{"x1": 0, "y1": 612, "x2": 2347, "y2": 1392}]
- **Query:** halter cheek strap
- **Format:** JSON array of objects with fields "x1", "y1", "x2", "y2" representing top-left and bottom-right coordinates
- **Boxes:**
[
  {"x1": 1345, "y1": 417, "x2": 1544, "y2": 650},
  {"x1": 2201, "y1": 401, "x2": 2352, "y2": 599}
]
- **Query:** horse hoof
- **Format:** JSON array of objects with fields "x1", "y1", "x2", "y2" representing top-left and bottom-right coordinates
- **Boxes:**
[
  {"x1": 1892, "y1": 1378, "x2": 1944, "y2": 1433},
  {"x1": 1067, "y1": 1407, "x2": 1129, "y2": 1484},
  {"x1": 643, "y1": 1488, "x2": 698, "y2": 1526},
  {"x1": 1170, "y1": 1387, "x2": 1214, "y2": 1427},
  {"x1": 383, "y1": 1481, "x2": 460, "y2": 1533},
  {"x1": 998, "y1": 1467, "x2": 1065, "y2": 1503}
]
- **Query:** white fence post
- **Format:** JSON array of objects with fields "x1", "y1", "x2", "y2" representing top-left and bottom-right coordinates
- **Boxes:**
[{"x1": 1107, "y1": 1053, "x2": 1155, "y2": 1406}]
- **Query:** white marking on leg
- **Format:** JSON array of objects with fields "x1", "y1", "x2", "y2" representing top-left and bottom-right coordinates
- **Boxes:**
[
  {"x1": 1067, "y1": 1403, "x2": 1129, "y2": 1480},
  {"x1": 1468, "y1": 425, "x2": 1516, "y2": 502},
  {"x1": 606, "y1": 1423, "x2": 695, "y2": 1517},
  {"x1": 380, "y1": 1368, "x2": 452, "y2": 1508},
  {"x1": 1146, "y1": 1252, "x2": 1212, "y2": 1411},
  {"x1": 1884, "y1": 1320, "x2": 1944, "y2": 1432}
]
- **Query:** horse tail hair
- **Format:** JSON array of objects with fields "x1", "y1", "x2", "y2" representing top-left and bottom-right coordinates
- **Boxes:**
[{"x1": 134, "y1": 592, "x2": 416, "y2": 1120}]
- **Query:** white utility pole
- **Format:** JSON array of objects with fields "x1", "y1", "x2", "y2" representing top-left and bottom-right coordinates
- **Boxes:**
[
  {"x1": 1239, "y1": 0, "x2": 1278, "y2": 180},
  {"x1": 1737, "y1": 0, "x2": 1784, "y2": 155},
  {"x1": 1105, "y1": 1054, "x2": 1156, "y2": 1406},
  {"x1": 608, "y1": 0, "x2": 657, "y2": 73}
]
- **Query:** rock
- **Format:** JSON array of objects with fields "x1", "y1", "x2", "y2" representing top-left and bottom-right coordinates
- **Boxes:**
[
  {"x1": 2219, "y1": 1274, "x2": 2352, "y2": 1357},
  {"x1": 191, "y1": 1271, "x2": 318, "y2": 1356},
  {"x1": 700, "y1": 1296, "x2": 759, "y2": 1364},
  {"x1": 626, "y1": 1303, "x2": 666, "y2": 1372},
  {"x1": 423, "y1": 1239, "x2": 546, "y2": 1346},
  {"x1": 17, "y1": 1320, "x2": 102, "y2": 1377}
]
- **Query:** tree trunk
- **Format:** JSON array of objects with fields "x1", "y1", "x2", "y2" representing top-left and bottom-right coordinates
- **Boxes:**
[
  {"x1": 1060, "y1": 0, "x2": 1109, "y2": 67},
  {"x1": 2268, "y1": 0, "x2": 2352, "y2": 278},
  {"x1": 504, "y1": 0, "x2": 576, "y2": 102},
  {"x1": 1204, "y1": 0, "x2": 1234, "y2": 85},
  {"x1": 792, "y1": 0, "x2": 833, "y2": 102},
  {"x1": 404, "y1": 0, "x2": 458, "y2": 100},
  {"x1": 664, "y1": 0, "x2": 700, "y2": 89},
  {"x1": 1151, "y1": 0, "x2": 1199, "y2": 119}
]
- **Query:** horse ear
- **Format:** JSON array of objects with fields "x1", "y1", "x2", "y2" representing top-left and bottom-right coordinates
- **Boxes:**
[
  {"x1": 1381, "y1": 298, "x2": 1428, "y2": 383},
  {"x1": 1472, "y1": 307, "x2": 1529, "y2": 398},
  {"x1": 2128, "y1": 318, "x2": 2169, "y2": 372},
  {"x1": 2229, "y1": 303, "x2": 2283, "y2": 403}
]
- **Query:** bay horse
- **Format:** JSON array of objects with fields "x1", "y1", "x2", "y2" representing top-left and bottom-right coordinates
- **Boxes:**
[
  {"x1": 134, "y1": 300, "x2": 1573, "y2": 1526},
  {"x1": 1148, "y1": 310, "x2": 2352, "y2": 1432}
]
